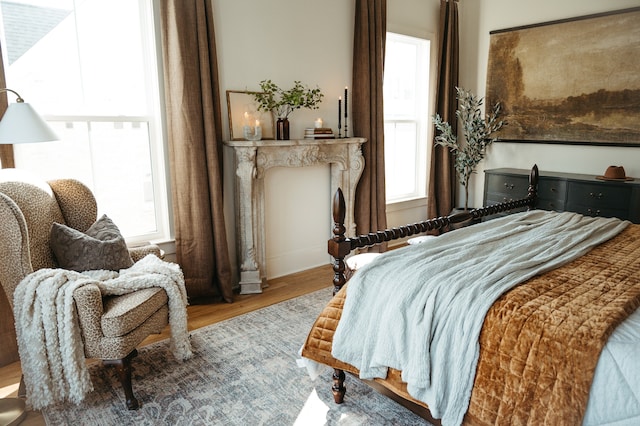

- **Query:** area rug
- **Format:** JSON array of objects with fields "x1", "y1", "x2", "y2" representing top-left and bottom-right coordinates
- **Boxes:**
[{"x1": 42, "y1": 288, "x2": 429, "y2": 425}]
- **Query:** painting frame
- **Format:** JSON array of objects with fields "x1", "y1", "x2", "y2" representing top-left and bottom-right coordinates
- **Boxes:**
[
  {"x1": 226, "y1": 90, "x2": 275, "y2": 141},
  {"x1": 486, "y1": 7, "x2": 640, "y2": 147}
]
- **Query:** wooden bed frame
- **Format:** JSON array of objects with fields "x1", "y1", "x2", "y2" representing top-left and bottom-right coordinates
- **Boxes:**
[{"x1": 326, "y1": 164, "x2": 539, "y2": 411}]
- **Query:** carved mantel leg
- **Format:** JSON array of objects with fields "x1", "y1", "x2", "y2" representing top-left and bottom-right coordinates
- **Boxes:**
[
  {"x1": 234, "y1": 146, "x2": 263, "y2": 294},
  {"x1": 329, "y1": 141, "x2": 365, "y2": 238}
]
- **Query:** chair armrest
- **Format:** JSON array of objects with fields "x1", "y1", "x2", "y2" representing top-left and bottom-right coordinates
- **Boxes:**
[
  {"x1": 0, "y1": 192, "x2": 34, "y2": 310},
  {"x1": 73, "y1": 284, "x2": 104, "y2": 358},
  {"x1": 128, "y1": 244, "x2": 165, "y2": 262}
]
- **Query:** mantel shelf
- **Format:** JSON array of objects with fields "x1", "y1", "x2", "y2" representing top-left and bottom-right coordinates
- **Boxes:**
[{"x1": 224, "y1": 137, "x2": 366, "y2": 147}]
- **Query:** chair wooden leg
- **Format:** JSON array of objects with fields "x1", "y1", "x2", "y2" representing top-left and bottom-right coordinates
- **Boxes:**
[
  {"x1": 103, "y1": 350, "x2": 139, "y2": 410},
  {"x1": 18, "y1": 375, "x2": 25, "y2": 398}
]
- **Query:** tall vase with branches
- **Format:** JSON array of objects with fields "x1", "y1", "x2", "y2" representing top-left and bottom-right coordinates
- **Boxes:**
[{"x1": 433, "y1": 87, "x2": 505, "y2": 210}]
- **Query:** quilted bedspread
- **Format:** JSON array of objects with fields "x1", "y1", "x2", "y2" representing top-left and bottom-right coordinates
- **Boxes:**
[{"x1": 301, "y1": 225, "x2": 640, "y2": 425}]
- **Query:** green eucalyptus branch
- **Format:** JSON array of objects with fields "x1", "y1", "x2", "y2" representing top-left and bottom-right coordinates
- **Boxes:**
[
  {"x1": 433, "y1": 87, "x2": 505, "y2": 210},
  {"x1": 253, "y1": 80, "x2": 324, "y2": 119}
]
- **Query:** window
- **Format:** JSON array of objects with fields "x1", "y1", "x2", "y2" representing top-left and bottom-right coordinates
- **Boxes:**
[
  {"x1": 383, "y1": 32, "x2": 431, "y2": 203},
  {"x1": 0, "y1": 0, "x2": 168, "y2": 244}
]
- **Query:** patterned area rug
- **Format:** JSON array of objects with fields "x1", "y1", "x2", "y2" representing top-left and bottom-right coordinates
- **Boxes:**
[{"x1": 42, "y1": 288, "x2": 429, "y2": 425}]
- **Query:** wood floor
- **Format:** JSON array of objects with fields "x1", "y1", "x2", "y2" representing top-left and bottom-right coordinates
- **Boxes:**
[{"x1": 0, "y1": 264, "x2": 333, "y2": 425}]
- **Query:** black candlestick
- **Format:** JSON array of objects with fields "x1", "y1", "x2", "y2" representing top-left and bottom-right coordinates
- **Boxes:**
[
  {"x1": 338, "y1": 97, "x2": 342, "y2": 138},
  {"x1": 344, "y1": 87, "x2": 348, "y2": 138}
]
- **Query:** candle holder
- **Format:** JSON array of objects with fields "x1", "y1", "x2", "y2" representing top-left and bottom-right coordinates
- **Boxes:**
[
  {"x1": 242, "y1": 111, "x2": 262, "y2": 141},
  {"x1": 243, "y1": 124, "x2": 262, "y2": 141}
]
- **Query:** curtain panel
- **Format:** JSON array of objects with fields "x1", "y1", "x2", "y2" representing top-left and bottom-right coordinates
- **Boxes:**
[
  {"x1": 0, "y1": 43, "x2": 14, "y2": 169},
  {"x1": 159, "y1": 0, "x2": 233, "y2": 302},
  {"x1": 0, "y1": 43, "x2": 19, "y2": 367},
  {"x1": 428, "y1": 0, "x2": 459, "y2": 220},
  {"x1": 353, "y1": 0, "x2": 387, "y2": 245}
]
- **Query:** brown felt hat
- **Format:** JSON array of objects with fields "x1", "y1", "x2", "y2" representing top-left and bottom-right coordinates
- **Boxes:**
[{"x1": 596, "y1": 165, "x2": 634, "y2": 181}]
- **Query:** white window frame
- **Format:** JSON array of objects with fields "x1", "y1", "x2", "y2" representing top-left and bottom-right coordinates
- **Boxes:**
[
  {"x1": 0, "y1": 0, "x2": 172, "y2": 246},
  {"x1": 384, "y1": 31, "x2": 435, "y2": 205}
]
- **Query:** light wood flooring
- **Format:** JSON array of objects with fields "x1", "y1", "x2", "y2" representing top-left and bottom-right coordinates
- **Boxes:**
[{"x1": 0, "y1": 264, "x2": 333, "y2": 426}]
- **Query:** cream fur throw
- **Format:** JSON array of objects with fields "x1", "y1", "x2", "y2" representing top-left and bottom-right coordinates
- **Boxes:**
[{"x1": 13, "y1": 254, "x2": 192, "y2": 410}]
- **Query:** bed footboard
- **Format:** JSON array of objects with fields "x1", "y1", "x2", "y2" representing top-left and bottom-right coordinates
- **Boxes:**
[{"x1": 329, "y1": 164, "x2": 539, "y2": 295}]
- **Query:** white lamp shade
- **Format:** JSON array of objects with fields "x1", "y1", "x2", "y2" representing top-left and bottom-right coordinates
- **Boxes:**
[{"x1": 0, "y1": 102, "x2": 59, "y2": 144}]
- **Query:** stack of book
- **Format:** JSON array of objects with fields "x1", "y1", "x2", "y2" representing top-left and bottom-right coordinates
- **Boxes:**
[{"x1": 304, "y1": 127, "x2": 335, "y2": 139}]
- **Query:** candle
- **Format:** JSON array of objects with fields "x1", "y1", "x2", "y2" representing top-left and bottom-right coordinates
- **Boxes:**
[
  {"x1": 344, "y1": 86, "x2": 348, "y2": 119},
  {"x1": 255, "y1": 119, "x2": 260, "y2": 136},
  {"x1": 315, "y1": 118, "x2": 323, "y2": 128},
  {"x1": 338, "y1": 97, "x2": 342, "y2": 130}
]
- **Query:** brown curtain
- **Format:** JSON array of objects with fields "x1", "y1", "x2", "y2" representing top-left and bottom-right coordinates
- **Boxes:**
[
  {"x1": 159, "y1": 0, "x2": 233, "y2": 303},
  {"x1": 0, "y1": 43, "x2": 15, "y2": 169},
  {"x1": 353, "y1": 0, "x2": 387, "y2": 244},
  {"x1": 427, "y1": 0, "x2": 459, "y2": 219},
  {"x1": 0, "y1": 43, "x2": 18, "y2": 367}
]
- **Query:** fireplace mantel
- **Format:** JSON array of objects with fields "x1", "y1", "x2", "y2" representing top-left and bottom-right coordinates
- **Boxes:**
[{"x1": 224, "y1": 138, "x2": 366, "y2": 294}]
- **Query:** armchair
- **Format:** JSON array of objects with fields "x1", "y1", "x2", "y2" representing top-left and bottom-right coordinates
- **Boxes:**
[{"x1": 0, "y1": 170, "x2": 185, "y2": 411}]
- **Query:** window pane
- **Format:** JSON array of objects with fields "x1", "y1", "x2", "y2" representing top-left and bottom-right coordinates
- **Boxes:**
[
  {"x1": 385, "y1": 122, "x2": 418, "y2": 199},
  {"x1": 384, "y1": 32, "x2": 430, "y2": 203},
  {"x1": 13, "y1": 121, "x2": 157, "y2": 237},
  {"x1": 384, "y1": 40, "x2": 418, "y2": 118},
  {"x1": 2, "y1": 0, "x2": 149, "y2": 116}
]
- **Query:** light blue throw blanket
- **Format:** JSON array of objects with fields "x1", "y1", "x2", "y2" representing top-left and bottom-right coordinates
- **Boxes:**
[{"x1": 332, "y1": 210, "x2": 628, "y2": 426}]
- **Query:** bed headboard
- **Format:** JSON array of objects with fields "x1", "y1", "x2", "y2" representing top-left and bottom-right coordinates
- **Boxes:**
[{"x1": 328, "y1": 164, "x2": 539, "y2": 294}]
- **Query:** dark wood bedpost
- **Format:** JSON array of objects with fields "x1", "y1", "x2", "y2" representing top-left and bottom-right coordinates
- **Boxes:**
[
  {"x1": 528, "y1": 164, "x2": 539, "y2": 209},
  {"x1": 327, "y1": 189, "x2": 349, "y2": 403},
  {"x1": 328, "y1": 188, "x2": 352, "y2": 296}
]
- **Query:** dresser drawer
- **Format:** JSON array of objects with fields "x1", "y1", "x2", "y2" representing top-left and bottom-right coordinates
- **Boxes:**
[
  {"x1": 536, "y1": 198, "x2": 566, "y2": 211},
  {"x1": 485, "y1": 174, "x2": 529, "y2": 197},
  {"x1": 564, "y1": 204, "x2": 629, "y2": 220},
  {"x1": 486, "y1": 196, "x2": 563, "y2": 212},
  {"x1": 485, "y1": 194, "x2": 529, "y2": 205},
  {"x1": 538, "y1": 178, "x2": 566, "y2": 202},
  {"x1": 566, "y1": 182, "x2": 631, "y2": 210}
]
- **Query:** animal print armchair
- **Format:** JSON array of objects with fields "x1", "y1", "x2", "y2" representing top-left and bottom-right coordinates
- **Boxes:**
[{"x1": 0, "y1": 170, "x2": 177, "y2": 410}]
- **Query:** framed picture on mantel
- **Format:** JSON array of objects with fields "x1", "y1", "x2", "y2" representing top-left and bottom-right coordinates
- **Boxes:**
[
  {"x1": 226, "y1": 90, "x2": 275, "y2": 140},
  {"x1": 486, "y1": 7, "x2": 640, "y2": 147}
]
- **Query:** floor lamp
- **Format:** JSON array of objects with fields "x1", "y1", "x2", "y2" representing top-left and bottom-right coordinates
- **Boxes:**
[{"x1": 0, "y1": 88, "x2": 59, "y2": 426}]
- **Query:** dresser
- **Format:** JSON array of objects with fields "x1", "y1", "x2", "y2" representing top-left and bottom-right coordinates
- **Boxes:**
[{"x1": 483, "y1": 168, "x2": 640, "y2": 223}]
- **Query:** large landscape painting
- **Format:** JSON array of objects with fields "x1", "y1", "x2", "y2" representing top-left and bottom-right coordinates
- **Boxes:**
[{"x1": 486, "y1": 7, "x2": 640, "y2": 146}]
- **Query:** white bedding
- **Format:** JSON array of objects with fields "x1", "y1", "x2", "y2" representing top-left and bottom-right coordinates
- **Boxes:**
[
  {"x1": 330, "y1": 210, "x2": 632, "y2": 426},
  {"x1": 584, "y1": 307, "x2": 640, "y2": 426}
]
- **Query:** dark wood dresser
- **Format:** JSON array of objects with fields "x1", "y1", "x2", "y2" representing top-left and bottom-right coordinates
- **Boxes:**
[{"x1": 483, "y1": 168, "x2": 640, "y2": 223}]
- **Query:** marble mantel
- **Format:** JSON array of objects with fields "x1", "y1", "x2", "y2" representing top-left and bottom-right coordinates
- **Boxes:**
[{"x1": 224, "y1": 138, "x2": 366, "y2": 294}]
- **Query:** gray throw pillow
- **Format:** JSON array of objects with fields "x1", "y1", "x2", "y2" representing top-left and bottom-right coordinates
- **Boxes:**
[{"x1": 50, "y1": 214, "x2": 134, "y2": 272}]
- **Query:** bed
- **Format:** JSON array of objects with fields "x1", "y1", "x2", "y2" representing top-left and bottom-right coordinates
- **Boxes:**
[{"x1": 300, "y1": 165, "x2": 640, "y2": 425}]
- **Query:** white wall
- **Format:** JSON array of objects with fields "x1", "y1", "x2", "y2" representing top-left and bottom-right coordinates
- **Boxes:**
[{"x1": 460, "y1": 0, "x2": 640, "y2": 208}]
